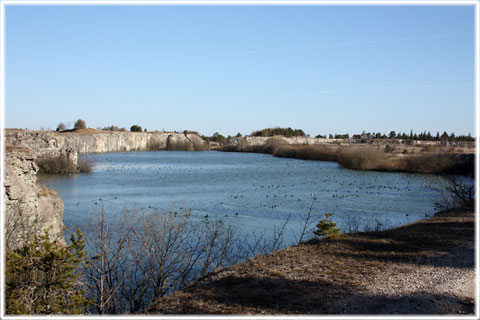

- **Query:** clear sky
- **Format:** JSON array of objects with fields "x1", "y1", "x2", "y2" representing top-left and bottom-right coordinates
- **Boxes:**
[{"x1": 5, "y1": 4, "x2": 476, "y2": 137}]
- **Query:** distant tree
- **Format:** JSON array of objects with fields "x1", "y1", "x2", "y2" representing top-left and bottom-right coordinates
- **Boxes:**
[
  {"x1": 388, "y1": 131, "x2": 396, "y2": 139},
  {"x1": 130, "y1": 125, "x2": 142, "y2": 132},
  {"x1": 440, "y1": 131, "x2": 449, "y2": 141},
  {"x1": 56, "y1": 122, "x2": 67, "y2": 131},
  {"x1": 328, "y1": 134, "x2": 334, "y2": 139},
  {"x1": 236, "y1": 132, "x2": 242, "y2": 137},
  {"x1": 251, "y1": 127, "x2": 306, "y2": 137},
  {"x1": 144, "y1": 128, "x2": 147, "y2": 132},
  {"x1": 449, "y1": 132, "x2": 456, "y2": 141},
  {"x1": 334, "y1": 133, "x2": 349, "y2": 139},
  {"x1": 74, "y1": 119, "x2": 86, "y2": 130}
]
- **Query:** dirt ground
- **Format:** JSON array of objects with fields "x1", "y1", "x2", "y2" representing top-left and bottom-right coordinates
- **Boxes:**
[{"x1": 147, "y1": 208, "x2": 476, "y2": 315}]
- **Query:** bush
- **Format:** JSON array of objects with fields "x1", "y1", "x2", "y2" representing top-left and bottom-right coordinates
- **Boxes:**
[
  {"x1": 313, "y1": 213, "x2": 342, "y2": 239},
  {"x1": 422, "y1": 144, "x2": 436, "y2": 153},
  {"x1": 56, "y1": 123, "x2": 67, "y2": 131},
  {"x1": 77, "y1": 158, "x2": 93, "y2": 173},
  {"x1": 402, "y1": 149, "x2": 409, "y2": 154},
  {"x1": 37, "y1": 154, "x2": 92, "y2": 174},
  {"x1": 384, "y1": 145, "x2": 394, "y2": 153},
  {"x1": 74, "y1": 119, "x2": 86, "y2": 130},
  {"x1": 435, "y1": 175, "x2": 475, "y2": 210},
  {"x1": 102, "y1": 125, "x2": 126, "y2": 132},
  {"x1": 6, "y1": 229, "x2": 89, "y2": 314},
  {"x1": 130, "y1": 125, "x2": 142, "y2": 132}
]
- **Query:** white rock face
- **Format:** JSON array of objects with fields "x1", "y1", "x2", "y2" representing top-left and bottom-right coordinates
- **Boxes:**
[
  {"x1": 4, "y1": 146, "x2": 64, "y2": 249},
  {"x1": 51, "y1": 131, "x2": 207, "y2": 153},
  {"x1": 226, "y1": 136, "x2": 329, "y2": 147}
]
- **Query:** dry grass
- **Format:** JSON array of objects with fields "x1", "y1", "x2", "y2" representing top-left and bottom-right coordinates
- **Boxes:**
[
  {"x1": 147, "y1": 209, "x2": 474, "y2": 315},
  {"x1": 220, "y1": 142, "x2": 473, "y2": 176}
]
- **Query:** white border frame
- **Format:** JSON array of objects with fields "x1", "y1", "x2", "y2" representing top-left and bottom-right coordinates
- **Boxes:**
[{"x1": 0, "y1": 0, "x2": 478, "y2": 319}]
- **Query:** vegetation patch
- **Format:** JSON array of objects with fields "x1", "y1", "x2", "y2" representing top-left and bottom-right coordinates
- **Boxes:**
[{"x1": 36, "y1": 154, "x2": 92, "y2": 174}]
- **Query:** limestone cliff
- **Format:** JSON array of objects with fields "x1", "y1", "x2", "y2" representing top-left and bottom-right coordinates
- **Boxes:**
[{"x1": 4, "y1": 146, "x2": 64, "y2": 249}]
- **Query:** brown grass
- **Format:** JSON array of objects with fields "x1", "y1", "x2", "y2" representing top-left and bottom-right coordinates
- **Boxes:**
[
  {"x1": 220, "y1": 142, "x2": 473, "y2": 176},
  {"x1": 148, "y1": 209, "x2": 474, "y2": 314}
]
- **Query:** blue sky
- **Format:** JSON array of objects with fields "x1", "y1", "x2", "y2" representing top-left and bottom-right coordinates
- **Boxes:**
[{"x1": 5, "y1": 4, "x2": 476, "y2": 136}]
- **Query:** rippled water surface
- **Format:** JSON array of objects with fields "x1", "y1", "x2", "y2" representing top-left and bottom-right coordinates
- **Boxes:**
[{"x1": 40, "y1": 151, "x2": 448, "y2": 245}]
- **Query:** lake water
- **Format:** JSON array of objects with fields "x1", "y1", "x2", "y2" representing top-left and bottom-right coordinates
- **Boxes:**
[{"x1": 39, "y1": 151, "x2": 448, "y2": 247}]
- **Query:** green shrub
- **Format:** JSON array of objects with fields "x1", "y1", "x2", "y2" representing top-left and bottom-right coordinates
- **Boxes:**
[
  {"x1": 402, "y1": 149, "x2": 409, "y2": 154},
  {"x1": 6, "y1": 229, "x2": 89, "y2": 314},
  {"x1": 130, "y1": 125, "x2": 142, "y2": 132},
  {"x1": 313, "y1": 213, "x2": 342, "y2": 239},
  {"x1": 384, "y1": 145, "x2": 394, "y2": 153}
]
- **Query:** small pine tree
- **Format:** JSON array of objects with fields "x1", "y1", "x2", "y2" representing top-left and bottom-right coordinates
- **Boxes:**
[
  {"x1": 384, "y1": 145, "x2": 394, "y2": 153},
  {"x1": 6, "y1": 229, "x2": 89, "y2": 314},
  {"x1": 313, "y1": 213, "x2": 341, "y2": 238}
]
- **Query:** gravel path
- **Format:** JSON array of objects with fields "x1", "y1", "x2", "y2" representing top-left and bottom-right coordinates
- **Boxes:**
[{"x1": 340, "y1": 253, "x2": 475, "y2": 314}]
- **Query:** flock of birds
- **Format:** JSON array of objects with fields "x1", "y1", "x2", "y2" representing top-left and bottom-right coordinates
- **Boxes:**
[{"x1": 60, "y1": 153, "x2": 442, "y2": 227}]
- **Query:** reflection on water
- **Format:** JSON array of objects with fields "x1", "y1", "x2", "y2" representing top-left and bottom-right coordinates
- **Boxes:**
[{"x1": 39, "y1": 151, "x2": 450, "y2": 246}]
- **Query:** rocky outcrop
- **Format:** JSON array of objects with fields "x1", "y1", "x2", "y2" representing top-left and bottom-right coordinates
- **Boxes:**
[
  {"x1": 4, "y1": 146, "x2": 64, "y2": 249},
  {"x1": 5, "y1": 129, "x2": 208, "y2": 154},
  {"x1": 225, "y1": 136, "x2": 329, "y2": 147}
]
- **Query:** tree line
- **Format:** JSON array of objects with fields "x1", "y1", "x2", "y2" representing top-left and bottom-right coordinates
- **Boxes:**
[{"x1": 315, "y1": 130, "x2": 474, "y2": 142}]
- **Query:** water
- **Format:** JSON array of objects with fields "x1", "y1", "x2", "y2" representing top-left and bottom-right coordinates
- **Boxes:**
[{"x1": 39, "y1": 151, "x2": 448, "y2": 246}]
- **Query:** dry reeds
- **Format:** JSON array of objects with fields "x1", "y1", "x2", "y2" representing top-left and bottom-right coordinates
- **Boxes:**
[{"x1": 220, "y1": 142, "x2": 472, "y2": 175}]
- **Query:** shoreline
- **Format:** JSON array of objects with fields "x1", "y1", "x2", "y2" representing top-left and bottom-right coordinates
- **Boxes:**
[{"x1": 148, "y1": 207, "x2": 475, "y2": 315}]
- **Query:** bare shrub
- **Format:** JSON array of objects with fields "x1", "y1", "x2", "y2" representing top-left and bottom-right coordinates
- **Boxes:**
[
  {"x1": 77, "y1": 158, "x2": 93, "y2": 173},
  {"x1": 342, "y1": 214, "x2": 361, "y2": 234},
  {"x1": 422, "y1": 144, "x2": 436, "y2": 152},
  {"x1": 37, "y1": 155, "x2": 92, "y2": 174},
  {"x1": 402, "y1": 154, "x2": 456, "y2": 174},
  {"x1": 293, "y1": 197, "x2": 320, "y2": 244},
  {"x1": 56, "y1": 122, "x2": 67, "y2": 131},
  {"x1": 81, "y1": 207, "x2": 240, "y2": 314},
  {"x1": 435, "y1": 175, "x2": 475, "y2": 210},
  {"x1": 74, "y1": 119, "x2": 86, "y2": 130},
  {"x1": 37, "y1": 154, "x2": 78, "y2": 173}
]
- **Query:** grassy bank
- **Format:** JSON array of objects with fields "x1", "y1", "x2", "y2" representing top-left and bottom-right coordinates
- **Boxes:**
[
  {"x1": 220, "y1": 141, "x2": 474, "y2": 176},
  {"x1": 147, "y1": 208, "x2": 475, "y2": 315}
]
